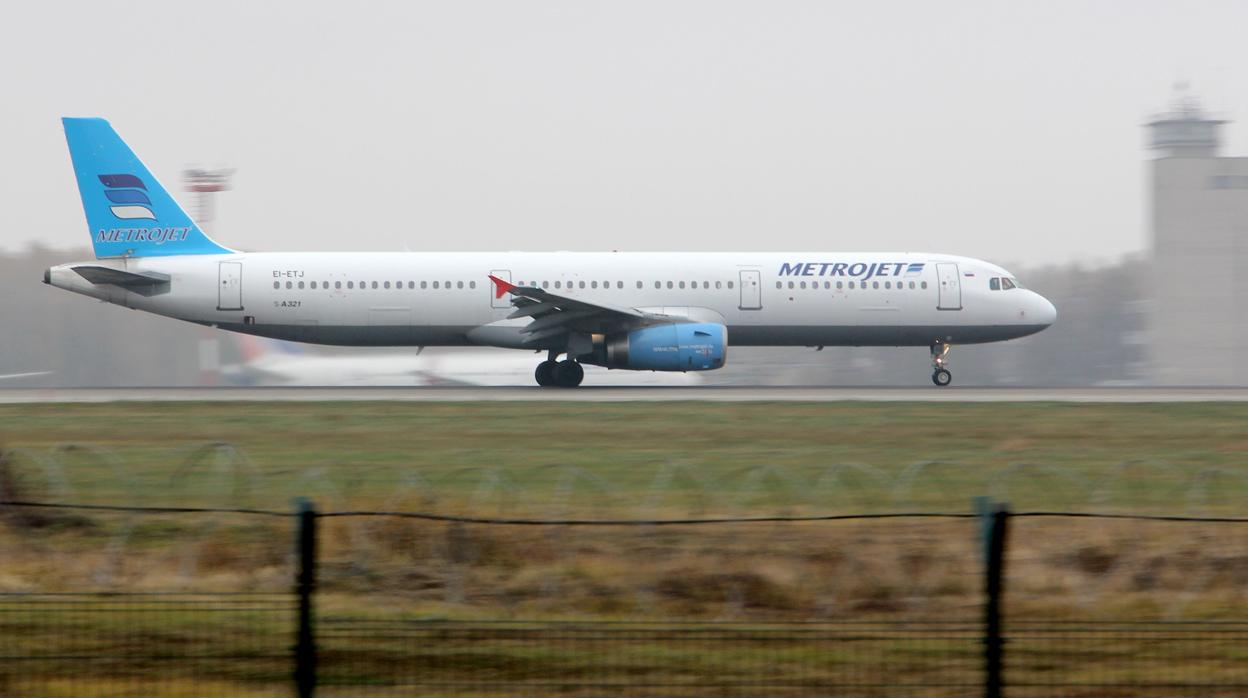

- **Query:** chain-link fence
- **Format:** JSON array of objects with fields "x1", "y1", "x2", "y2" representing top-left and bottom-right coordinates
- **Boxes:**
[{"x1": 2, "y1": 497, "x2": 1248, "y2": 696}]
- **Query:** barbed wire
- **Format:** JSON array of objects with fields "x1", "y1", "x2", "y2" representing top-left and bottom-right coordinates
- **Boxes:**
[{"x1": 6, "y1": 500, "x2": 1248, "y2": 525}]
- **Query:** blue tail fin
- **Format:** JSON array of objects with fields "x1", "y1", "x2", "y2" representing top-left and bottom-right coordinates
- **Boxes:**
[{"x1": 62, "y1": 118, "x2": 234, "y2": 258}]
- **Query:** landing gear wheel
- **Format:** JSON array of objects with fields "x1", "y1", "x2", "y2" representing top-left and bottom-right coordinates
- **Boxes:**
[
  {"x1": 535, "y1": 361, "x2": 557, "y2": 387},
  {"x1": 554, "y1": 360, "x2": 584, "y2": 388},
  {"x1": 932, "y1": 368, "x2": 952, "y2": 387}
]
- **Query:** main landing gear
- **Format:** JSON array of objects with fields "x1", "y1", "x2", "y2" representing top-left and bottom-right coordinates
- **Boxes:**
[
  {"x1": 930, "y1": 341, "x2": 952, "y2": 387},
  {"x1": 535, "y1": 353, "x2": 584, "y2": 388}
]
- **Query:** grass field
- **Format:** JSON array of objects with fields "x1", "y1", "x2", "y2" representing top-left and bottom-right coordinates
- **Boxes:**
[
  {"x1": 2, "y1": 401, "x2": 1246, "y2": 513},
  {"x1": 3, "y1": 401, "x2": 1248, "y2": 693}
]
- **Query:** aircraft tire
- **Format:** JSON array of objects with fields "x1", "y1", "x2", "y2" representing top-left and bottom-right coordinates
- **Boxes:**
[
  {"x1": 535, "y1": 361, "x2": 557, "y2": 387},
  {"x1": 932, "y1": 368, "x2": 952, "y2": 387},
  {"x1": 554, "y1": 360, "x2": 584, "y2": 388}
]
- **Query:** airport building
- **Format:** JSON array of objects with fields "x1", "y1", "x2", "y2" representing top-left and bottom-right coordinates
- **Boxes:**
[{"x1": 1147, "y1": 94, "x2": 1248, "y2": 384}]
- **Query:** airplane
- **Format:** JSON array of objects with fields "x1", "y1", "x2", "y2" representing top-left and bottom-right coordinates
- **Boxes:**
[
  {"x1": 0, "y1": 371, "x2": 52, "y2": 382},
  {"x1": 45, "y1": 118, "x2": 1056, "y2": 387}
]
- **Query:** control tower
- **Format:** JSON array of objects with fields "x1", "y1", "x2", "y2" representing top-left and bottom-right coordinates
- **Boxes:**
[{"x1": 1147, "y1": 89, "x2": 1248, "y2": 384}]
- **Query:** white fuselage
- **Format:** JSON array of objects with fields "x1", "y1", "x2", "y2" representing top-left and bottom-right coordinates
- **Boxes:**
[{"x1": 47, "y1": 251, "x2": 1056, "y2": 350}]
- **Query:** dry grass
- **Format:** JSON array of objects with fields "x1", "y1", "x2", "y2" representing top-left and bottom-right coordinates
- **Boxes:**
[{"x1": 2, "y1": 401, "x2": 1248, "y2": 692}]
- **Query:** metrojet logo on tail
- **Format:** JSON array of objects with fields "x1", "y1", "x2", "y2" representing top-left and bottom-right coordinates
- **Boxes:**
[
  {"x1": 778, "y1": 261, "x2": 925, "y2": 281},
  {"x1": 99, "y1": 174, "x2": 156, "y2": 220},
  {"x1": 95, "y1": 227, "x2": 192, "y2": 244}
]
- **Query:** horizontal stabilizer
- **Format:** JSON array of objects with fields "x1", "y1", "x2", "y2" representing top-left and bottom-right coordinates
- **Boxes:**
[{"x1": 72, "y1": 265, "x2": 170, "y2": 296}]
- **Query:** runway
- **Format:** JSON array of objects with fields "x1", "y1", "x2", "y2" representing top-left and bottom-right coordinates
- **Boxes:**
[{"x1": 1, "y1": 386, "x2": 1246, "y2": 403}]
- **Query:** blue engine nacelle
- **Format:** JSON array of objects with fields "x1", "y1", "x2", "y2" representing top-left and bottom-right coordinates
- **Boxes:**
[{"x1": 590, "y1": 322, "x2": 727, "y2": 372}]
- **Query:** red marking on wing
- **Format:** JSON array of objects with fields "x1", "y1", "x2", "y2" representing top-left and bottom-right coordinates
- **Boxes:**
[{"x1": 489, "y1": 275, "x2": 517, "y2": 299}]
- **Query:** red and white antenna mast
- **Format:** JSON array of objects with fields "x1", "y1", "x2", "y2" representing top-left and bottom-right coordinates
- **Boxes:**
[{"x1": 182, "y1": 167, "x2": 234, "y2": 232}]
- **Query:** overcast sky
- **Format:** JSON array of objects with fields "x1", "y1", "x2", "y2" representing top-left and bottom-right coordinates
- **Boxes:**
[{"x1": 4, "y1": 0, "x2": 1247, "y2": 266}]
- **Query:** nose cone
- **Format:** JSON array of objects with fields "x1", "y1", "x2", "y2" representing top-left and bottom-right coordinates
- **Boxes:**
[{"x1": 1032, "y1": 292, "x2": 1057, "y2": 327}]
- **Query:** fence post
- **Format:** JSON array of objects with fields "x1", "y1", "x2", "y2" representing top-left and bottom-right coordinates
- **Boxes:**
[
  {"x1": 295, "y1": 498, "x2": 317, "y2": 697},
  {"x1": 984, "y1": 504, "x2": 1010, "y2": 698}
]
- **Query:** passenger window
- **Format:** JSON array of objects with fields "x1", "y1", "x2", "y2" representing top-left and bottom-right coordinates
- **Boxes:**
[
  {"x1": 921, "y1": 281, "x2": 928, "y2": 289},
  {"x1": 445, "y1": 280, "x2": 451, "y2": 289},
  {"x1": 990, "y1": 278, "x2": 1000, "y2": 291},
  {"x1": 469, "y1": 281, "x2": 476, "y2": 289},
  {"x1": 335, "y1": 281, "x2": 342, "y2": 289},
  {"x1": 667, "y1": 281, "x2": 673, "y2": 289},
  {"x1": 799, "y1": 281, "x2": 806, "y2": 289},
  {"x1": 836, "y1": 281, "x2": 843, "y2": 289},
  {"x1": 542, "y1": 281, "x2": 549, "y2": 289},
  {"x1": 383, "y1": 281, "x2": 390, "y2": 289},
  {"x1": 273, "y1": 281, "x2": 280, "y2": 289},
  {"x1": 848, "y1": 281, "x2": 855, "y2": 289},
  {"x1": 727, "y1": 281, "x2": 734, "y2": 289},
  {"x1": 298, "y1": 281, "x2": 305, "y2": 289},
  {"x1": 420, "y1": 281, "x2": 427, "y2": 289},
  {"x1": 872, "y1": 281, "x2": 879, "y2": 289},
  {"x1": 884, "y1": 281, "x2": 890, "y2": 289},
  {"x1": 433, "y1": 281, "x2": 439, "y2": 289},
  {"x1": 776, "y1": 281, "x2": 782, "y2": 289},
  {"x1": 679, "y1": 281, "x2": 685, "y2": 289},
  {"x1": 591, "y1": 281, "x2": 597, "y2": 289},
  {"x1": 787, "y1": 281, "x2": 795, "y2": 289},
  {"x1": 579, "y1": 281, "x2": 586, "y2": 289},
  {"x1": 715, "y1": 281, "x2": 722, "y2": 289},
  {"x1": 457, "y1": 281, "x2": 464, "y2": 289}
]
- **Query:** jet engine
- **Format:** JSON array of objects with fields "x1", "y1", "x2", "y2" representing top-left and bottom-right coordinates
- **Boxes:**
[{"x1": 581, "y1": 322, "x2": 727, "y2": 372}]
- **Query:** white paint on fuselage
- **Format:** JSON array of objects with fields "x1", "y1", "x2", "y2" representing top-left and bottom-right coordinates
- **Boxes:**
[{"x1": 46, "y1": 251, "x2": 1056, "y2": 348}]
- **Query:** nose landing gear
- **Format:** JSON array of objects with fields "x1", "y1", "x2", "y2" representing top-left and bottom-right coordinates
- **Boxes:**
[{"x1": 930, "y1": 342, "x2": 952, "y2": 387}]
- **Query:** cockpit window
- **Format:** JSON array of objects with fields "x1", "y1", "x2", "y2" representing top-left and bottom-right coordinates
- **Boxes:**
[
  {"x1": 989, "y1": 278, "x2": 1001, "y2": 291},
  {"x1": 1001, "y1": 278, "x2": 1017, "y2": 290}
]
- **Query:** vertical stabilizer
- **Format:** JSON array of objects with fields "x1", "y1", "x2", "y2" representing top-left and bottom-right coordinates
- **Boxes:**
[{"x1": 62, "y1": 117, "x2": 234, "y2": 258}]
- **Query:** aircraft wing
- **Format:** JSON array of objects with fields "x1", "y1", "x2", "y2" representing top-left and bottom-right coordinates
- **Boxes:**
[{"x1": 489, "y1": 275, "x2": 663, "y2": 344}]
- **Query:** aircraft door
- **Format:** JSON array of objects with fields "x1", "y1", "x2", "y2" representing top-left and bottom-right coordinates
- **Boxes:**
[
  {"x1": 490, "y1": 269, "x2": 512, "y2": 309},
  {"x1": 217, "y1": 261, "x2": 243, "y2": 311},
  {"x1": 739, "y1": 270, "x2": 762, "y2": 310},
  {"x1": 936, "y1": 262, "x2": 962, "y2": 310}
]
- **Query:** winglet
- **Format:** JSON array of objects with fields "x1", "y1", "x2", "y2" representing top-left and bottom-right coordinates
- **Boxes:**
[{"x1": 489, "y1": 275, "x2": 517, "y2": 299}]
